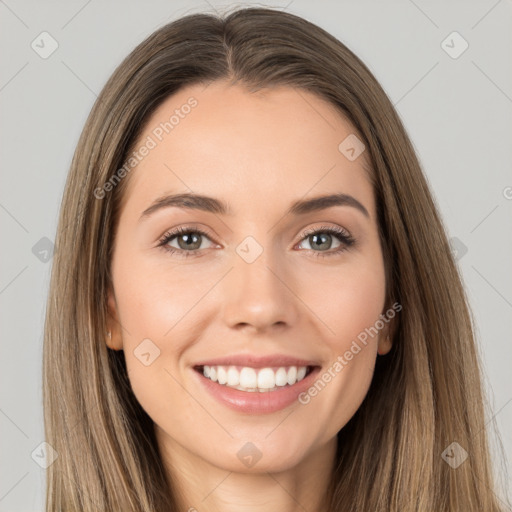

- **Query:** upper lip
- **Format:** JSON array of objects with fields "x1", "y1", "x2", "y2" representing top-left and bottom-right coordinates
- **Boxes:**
[{"x1": 192, "y1": 354, "x2": 320, "y2": 369}]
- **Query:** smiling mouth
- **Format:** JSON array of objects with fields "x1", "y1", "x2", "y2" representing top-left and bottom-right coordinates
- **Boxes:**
[{"x1": 193, "y1": 364, "x2": 316, "y2": 392}]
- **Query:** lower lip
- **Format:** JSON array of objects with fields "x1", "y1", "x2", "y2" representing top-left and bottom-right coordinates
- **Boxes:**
[{"x1": 192, "y1": 367, "x2": 320, "y2": 414}]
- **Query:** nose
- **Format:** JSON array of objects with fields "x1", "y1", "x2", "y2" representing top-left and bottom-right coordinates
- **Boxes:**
[{"x1": 220, "y1": 246, "x2": 300, "y2": 333}]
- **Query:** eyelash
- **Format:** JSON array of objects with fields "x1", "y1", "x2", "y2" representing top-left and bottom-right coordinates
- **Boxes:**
[{"x1": 157, "y1": 225, "x2": 356, "y2": 259}]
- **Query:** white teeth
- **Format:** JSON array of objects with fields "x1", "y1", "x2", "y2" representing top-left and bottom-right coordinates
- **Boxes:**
[
  {"x1": 217, "y1": 366, "x2": 227, "y2": 385},
  {"x1": 227, "y1": 366, "x2": 239, "y2": 386},
  {"x1": 287, "y1": 366, "x2": 297, "y2": 385},
  {"x1": 201, "y1": 364, "x2": 310, "y2": 391},
  {"x1": 275, "y1": 367, "x2": 288, "y2": 386},
  {"x1": 239, "y1": 367, "x2": 257, "y2": 388},
  {"x1": 257, "y1": 368, "x2": 275, "y2": 389}
]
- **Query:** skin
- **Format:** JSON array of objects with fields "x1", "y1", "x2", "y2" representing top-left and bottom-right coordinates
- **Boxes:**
[{"x1": 106, "y1": 80, "x2": 392, "y2": 512}]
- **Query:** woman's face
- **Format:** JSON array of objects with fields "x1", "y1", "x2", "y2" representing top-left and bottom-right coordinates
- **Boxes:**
[{"x1": 107, "y1": 80, "x2": 391, "y2": 473}]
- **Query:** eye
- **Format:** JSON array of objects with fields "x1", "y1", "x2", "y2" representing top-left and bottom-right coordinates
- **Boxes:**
[
  {"x1": 158, "y1": 226, "x2": 215, "y2": 258},
  {"x1": 296, "y1": 225, "x2": 355, "y2": 257}
]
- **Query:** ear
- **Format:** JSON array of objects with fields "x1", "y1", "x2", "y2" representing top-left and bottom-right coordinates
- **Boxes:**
[
  {"x1": 377, "y1": 323, "x2": 393, "y2": 356},
  {"x1": 105, "y1": 286, "x2": 123, "y2": 351}
]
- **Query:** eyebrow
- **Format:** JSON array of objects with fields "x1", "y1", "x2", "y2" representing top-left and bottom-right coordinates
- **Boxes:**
[{"x1": 139, "y1": 192, "x2": 370, "y2": 221}]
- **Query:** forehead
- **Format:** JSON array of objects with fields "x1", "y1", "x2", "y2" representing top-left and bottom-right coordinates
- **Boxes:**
[{"x1": 120, "y1": 81, "x2": 375, "y2": 221}]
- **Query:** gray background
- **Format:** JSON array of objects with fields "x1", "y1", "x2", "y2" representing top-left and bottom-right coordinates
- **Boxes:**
[{"x1": 1, "y1": 0, "x2": 511, "y2": 510}]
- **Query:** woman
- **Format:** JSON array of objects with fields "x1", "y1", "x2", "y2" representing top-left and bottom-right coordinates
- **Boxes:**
[{"x1": 42, "y1": 6, "x2": 508, "y2": 511}]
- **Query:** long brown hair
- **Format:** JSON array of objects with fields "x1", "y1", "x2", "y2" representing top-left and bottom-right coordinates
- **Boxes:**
[{"x1": 43, "y1": 6, "x2": 509, "y2": 511}]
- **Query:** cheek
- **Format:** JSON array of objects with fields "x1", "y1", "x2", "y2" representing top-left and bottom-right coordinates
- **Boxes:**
[
  {"x1": 333, "y1": 269, "x2": 385, "y2": 345},
  {"x1": 110, "y1": 251, "x2": 219, "y2": 417},
  {"x1": 294, "y1": 252, "x2": 386, "y2": 429},
  {"x1": 301, "y1": 251, "x2": 386, "y2": 352},
  {"x1": 112, "y1": 249, "x2": 216, "y2": 346}
]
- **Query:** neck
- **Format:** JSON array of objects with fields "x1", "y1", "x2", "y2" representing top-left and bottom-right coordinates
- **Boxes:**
[{"x1": 157, "y1": 429, "x2": 337, "y2": 512}]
